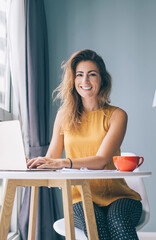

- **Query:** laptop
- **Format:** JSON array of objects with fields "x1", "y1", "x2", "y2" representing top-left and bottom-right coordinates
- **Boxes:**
[{"x1": 0, "y1": 120, "x2": 52, "y2": 171}]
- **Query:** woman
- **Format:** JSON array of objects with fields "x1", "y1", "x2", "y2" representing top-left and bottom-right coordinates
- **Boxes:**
[{"x1": 27, "y1": 49, "x2": 142, "y2": 239}]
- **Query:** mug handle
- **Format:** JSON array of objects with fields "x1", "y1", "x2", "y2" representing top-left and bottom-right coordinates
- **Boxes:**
[{"x1": 138, "y1": 157, "x2": 144, "y2": 167}]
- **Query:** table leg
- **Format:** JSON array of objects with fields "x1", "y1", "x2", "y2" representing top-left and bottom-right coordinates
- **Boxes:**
[
  {"x1": 80, "y1": 180, "x2": 99, "y2": 240},
  {"x1": 28, "y1": 186, "x2": 39, "y2": 240},
  {"x1": 0, "y1": 180, "x2": 16, "y2": 240},
  {"x1": 62, "y1": 180, "x2": 75, "y2": 240}
]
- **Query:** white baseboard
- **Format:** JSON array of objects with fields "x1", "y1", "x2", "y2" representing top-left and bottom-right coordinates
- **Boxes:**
[{"x1": 138, "y1": 232, "x2": 156, "y2": 240}]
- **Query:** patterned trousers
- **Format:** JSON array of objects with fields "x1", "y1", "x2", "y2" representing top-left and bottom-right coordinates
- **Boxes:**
[{"x1": 73, "y1": 198, "x2": 142, "y2": 240}]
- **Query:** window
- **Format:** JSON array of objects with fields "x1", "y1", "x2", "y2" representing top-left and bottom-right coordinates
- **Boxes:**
[
  {"x1": 0, "y1": 2, "x2": 19, "y2": 238},
  {"x1": 0, "y1": 1, "x2": 26, "y2": 239},
  {"x1": 0, "y1": 0, "x2": 10, "y2": 112},
  {"x1": 0, "y1": 0, "x2": 7, "y2": 108}
]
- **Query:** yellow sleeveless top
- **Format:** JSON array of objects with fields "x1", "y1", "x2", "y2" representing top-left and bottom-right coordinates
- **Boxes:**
[{"x1": 64, "y1": 105, "x2": 141, "y2": 206}]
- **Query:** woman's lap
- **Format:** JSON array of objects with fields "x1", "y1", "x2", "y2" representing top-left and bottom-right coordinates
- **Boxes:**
[{"x1": 73, "y1": 198, "x2": 142, "y2": 240}]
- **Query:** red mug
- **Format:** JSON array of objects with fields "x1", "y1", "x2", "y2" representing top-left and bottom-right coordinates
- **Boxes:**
[{"x1": 113, "y1": 156, "x2": 144, "y2": 171}]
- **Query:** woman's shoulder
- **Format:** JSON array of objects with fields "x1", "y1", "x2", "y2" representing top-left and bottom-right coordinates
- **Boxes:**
[
  {"x1": 103, "y1": 104, "x2": 127, "y2": 125},
  {"x1": 54, "y1": 109, "x2": 64, "y2": 128},
  {"x1": 109, "y1": 106, "x2": 128, "y2": 125},
  {"x1": 56, "y1": 108, "x2": 64, "y2": 119},
  {"x1": 103, "y1": 104, "x2": 127, "y2": 116},
  {"x1": 102, "y1": 104, "x2": 117, "y2": 117}
]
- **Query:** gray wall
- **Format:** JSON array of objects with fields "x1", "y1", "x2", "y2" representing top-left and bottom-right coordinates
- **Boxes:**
[{"x1": 44, "y1": 0, "x2": 156, "y2": 232}]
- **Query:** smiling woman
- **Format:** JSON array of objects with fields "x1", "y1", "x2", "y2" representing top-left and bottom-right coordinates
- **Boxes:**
[{"x1": 27, "y1": 49, "x2": 143, "y2": 240}]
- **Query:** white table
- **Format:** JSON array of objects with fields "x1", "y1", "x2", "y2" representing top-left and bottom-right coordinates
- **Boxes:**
[{"x1": 0, "y1": 170, "x2": 151, "y2": 240}]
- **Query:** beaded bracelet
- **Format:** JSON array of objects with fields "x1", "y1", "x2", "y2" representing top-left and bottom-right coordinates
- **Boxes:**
[{"x1": 67, "y1": 158, "x2": 72, "y2": 169}]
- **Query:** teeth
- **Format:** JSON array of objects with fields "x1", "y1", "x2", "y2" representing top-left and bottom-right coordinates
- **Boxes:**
[{"x1": 81, "y1": 86, "x2": 92, "y2": 90}]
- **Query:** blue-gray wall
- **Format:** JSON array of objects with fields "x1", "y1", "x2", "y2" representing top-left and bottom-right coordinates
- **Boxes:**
[{"x1": 44, "y1": 0, "x2": 156, "y2": 232}]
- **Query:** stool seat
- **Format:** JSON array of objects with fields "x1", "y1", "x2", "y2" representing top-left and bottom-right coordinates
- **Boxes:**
[{"x1": 53, "y1": 218, "x2": 87, "y2": 240}]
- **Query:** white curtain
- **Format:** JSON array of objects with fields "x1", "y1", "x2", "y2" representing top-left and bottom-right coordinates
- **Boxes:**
[
  {"x1": 7, "y1": 0, "x2": 29, "y2": 156},
  {"x1": 0, "y1": 0, "x2": 10, "y2": 111}
]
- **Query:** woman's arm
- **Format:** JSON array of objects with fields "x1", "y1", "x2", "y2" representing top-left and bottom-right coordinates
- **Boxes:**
[
  {"x1": 27, "y1": 108, "x2": 127, "y2": 170},
  {"x1": 27, "y1": 110, "x2": 69, "y2": 169},
  {"x1": 45, "y1": 110, "x2": 64, "y2": 159}
]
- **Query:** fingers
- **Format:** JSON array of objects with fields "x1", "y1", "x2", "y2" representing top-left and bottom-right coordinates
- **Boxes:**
[
  {"x1": 36, "y1": 164, "x2": 50, "y2": 169},
  {"x1": 26, "y1": 157, "x2": 62, "y2": 169},
  {"x1": 27, "y1": 156, "x2": 44, "y2": 169}
]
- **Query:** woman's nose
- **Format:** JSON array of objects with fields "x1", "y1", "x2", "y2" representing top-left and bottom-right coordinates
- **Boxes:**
[{"x1": 82, "y1": 74, "x2": 89, "y2": 83}]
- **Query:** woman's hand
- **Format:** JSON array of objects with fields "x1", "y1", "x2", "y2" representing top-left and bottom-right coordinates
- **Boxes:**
[{"x1": 26, "y1": 157, "x2": 63, "y2": 169}]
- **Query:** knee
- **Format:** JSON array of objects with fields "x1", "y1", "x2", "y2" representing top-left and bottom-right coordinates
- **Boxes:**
[{"x1": 106, "y1": 206, "x2": 130, "y2": 231}]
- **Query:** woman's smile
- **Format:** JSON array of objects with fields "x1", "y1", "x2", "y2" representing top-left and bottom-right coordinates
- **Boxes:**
[{"x1": 80, "y1": 86, "x2": 92, "y2": 90}]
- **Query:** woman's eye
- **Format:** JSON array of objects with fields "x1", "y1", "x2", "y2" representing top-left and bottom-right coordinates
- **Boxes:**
[
  {"x1": 89, "y1": 73, "x2": 96, "y2": 77},
  {"x1": 76, "y1": 73, "x2": 83, "y2": 77}
]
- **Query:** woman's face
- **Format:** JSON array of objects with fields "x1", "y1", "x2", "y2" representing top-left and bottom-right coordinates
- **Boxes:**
[{"x1": 74, "y1": 61, "x2": 101, "y2": 101}]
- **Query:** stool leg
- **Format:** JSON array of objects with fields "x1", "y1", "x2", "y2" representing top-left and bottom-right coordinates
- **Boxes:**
[
  {"x1": 0, "y1": 180, "x2": 16, "y2": 240},
  {"x1": 80, "y1": 180, "x2": 99, "y2": 240},
  {"x1": 28, "y1": 186, "x2": 39, "y2": 240},
  {"x1": 62, "y1": 180, "x2": 75, "y2": 240}
]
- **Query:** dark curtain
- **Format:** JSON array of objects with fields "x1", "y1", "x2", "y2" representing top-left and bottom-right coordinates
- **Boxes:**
[{"x1": 19, "y1": 1, "x2": 62, "y2": 239}]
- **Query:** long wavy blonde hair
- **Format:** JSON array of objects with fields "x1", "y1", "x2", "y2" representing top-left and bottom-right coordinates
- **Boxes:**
[{"x1": 53, "y1": 49, "x2": 112, "y2": 131}]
